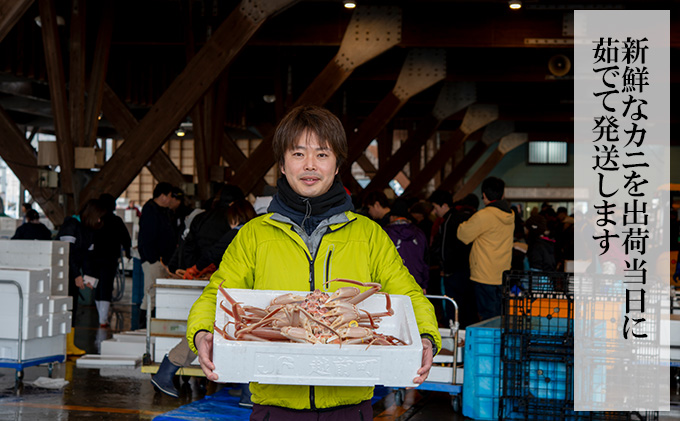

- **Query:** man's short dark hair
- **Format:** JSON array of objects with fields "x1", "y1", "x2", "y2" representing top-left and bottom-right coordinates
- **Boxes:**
[
  {"x1": 153, "y1": 182, "x2": 173, "y2": 199},
  {"x1": 557, "y1": 206, "x2": 568, "y2": 215},
  {"x1": 26, "y1": 209, "x2": 40, "y2": 221},
  {"x1": 428, "y1": 190, "x2": 452, "y2": 207},
  {"x1": 272, "y1": 105, "x2": 348, "y2": 170},
  {"x1": 363, "y1": 191, "x2": 390, "y2": 208},
  {"x1": 481, "y1": 177, "x2": 505, "y2": 201},
  {"x1": 460, "y1": 193, "x2": 479, "y2": 210}
]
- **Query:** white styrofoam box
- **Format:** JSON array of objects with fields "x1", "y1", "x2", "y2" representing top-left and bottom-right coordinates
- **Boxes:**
[
  {"x1": 0, "y1": 268, "x2": 49, "y2": 295},
  {"x1": 0, "y1": 240, "x2": 69, "y2": 269},
  {"x1": 77, "y1": 354, "x2": 142, "y2": 368},
  {"x1": 50, "y1": 268, "x2": 68, "y2": 296},
  {"x1": 0, "y1": 314, "x2": 50, "y2": 339},
  {"x1": 113, "y1": 332, "x2": 147, "y2": 343},
  {"x1": 48, "y1": 296, "x2": 73, "y2": 313},
  {"x1": 48, "y1": 311, "x2": 72, "y2": 336},
  {"x1": 101, "y1": 338, "x2": 146, "y2": 357},
  {"x1": 0, "y1": 334, "x2": 66, "y2": 360},
  {"x1": 213, "y1": 289, "x2": 422, "y2": 387},
  {"x1": 0, "y1": 292, "x2": 49, "y2": 319},
  {"x1": 156, "y1": 279, "x2": 208, "y2": 320},
  {"x1": 153, "y1": 336, "x2": 189, "y2": 364},
  {"x1": 427, "y1": 365, "x2": 463, "y2": 385}
]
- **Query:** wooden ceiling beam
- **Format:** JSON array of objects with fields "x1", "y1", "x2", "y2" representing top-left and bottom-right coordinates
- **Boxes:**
[
  {"x1": 78, "y1": 0, "x2": 297, "y2": 208},
  {"x1": 69, "y1": 0, "x2": 86, "y2": 149},
  {"x1": 405, "y1": 104, "x2": 499, "y2": 196},
  {"x1": 0, "y1": 104, "x2": 64, "y2": 224},
  {"x1": 0, "y1": 0, "x2": 34, "y2": 45},
  {"x1": 38, "y1": 0, "x2": 74, "y2": 199},
  {"x1": 453, "y1": 133, "x2": 528, "y2": 202},
  {"x1": 360, "y1": 82, "x2": 476, "y2": 195},
  {"x1": 100, "y1": 83, "x2": 186, "y2": 188},
  {"x1": 84, "y1": 0, "x2": 113, "y2": 147},
  {"x1": 230, "y1": 6, "x2": 403, "y2": 195}
]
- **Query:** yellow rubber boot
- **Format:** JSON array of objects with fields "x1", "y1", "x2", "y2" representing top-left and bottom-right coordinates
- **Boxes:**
[{"x1": 66, "y1": 328, "x2": 86, "y2": 356}]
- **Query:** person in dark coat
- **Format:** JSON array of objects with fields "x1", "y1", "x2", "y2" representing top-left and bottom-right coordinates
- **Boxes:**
[
  {"x1": 525, "y1": 214, "x2": 557, "y2": 272},
  {"x1": 430, "y1": 190, "x2": 479, "y2": 328},
  {"x1": 138, "y1": 182, "x2": 176, "y2": 322},
  {"x1": 383, "y1": 198, "x2": 430, "y2": 291},
  {"x1": 176, "y1": 184, "x2": 244, "y2": 271},
  {"x1": 12, "y1": 209, "x2": 52, "y2": 240},
  {"x1": 56, "y1": 199, "x2": 107, "y2": 355},
  {"x1": 92, "y1": 194, "x2": 132, "y2": 327}
]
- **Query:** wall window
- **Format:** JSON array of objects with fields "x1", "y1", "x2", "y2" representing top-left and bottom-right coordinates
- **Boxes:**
[{"x1": 528, "y1": 141, "x2": 568, "y2": 164}]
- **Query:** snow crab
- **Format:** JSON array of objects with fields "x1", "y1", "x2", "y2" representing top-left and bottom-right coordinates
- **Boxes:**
[{"x1": 213, "y1": 279, "x2": 406, "y2": 347}]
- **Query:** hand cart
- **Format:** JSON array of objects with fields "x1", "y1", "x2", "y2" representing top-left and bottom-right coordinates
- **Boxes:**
[
  {"x1": 391, "y1": 295, "x2": 463, "y2": 411},
  {"x1": 0, "y1": 279, "x2": 65, "y2": 384}
]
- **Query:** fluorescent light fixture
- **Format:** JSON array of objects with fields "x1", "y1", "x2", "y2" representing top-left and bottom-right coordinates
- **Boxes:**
[
  {"x1": 509, "y1": 0, "x2": 522, "y2": 10},
  {"x1": 344, "y1": 1, "x2": 356, "y2": 9}
]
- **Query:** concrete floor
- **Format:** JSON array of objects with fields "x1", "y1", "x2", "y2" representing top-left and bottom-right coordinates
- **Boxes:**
[{"x1": 1, "y1": 276, "x2": 678, "y2": 420}]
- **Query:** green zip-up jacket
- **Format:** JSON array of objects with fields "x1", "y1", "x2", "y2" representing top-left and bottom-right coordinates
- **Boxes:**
[{"x1": 187, "y1": 210, "x2": 441, "y2": 410}]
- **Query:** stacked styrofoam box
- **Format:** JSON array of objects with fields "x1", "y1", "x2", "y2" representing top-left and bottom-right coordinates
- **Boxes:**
[
  {"x1": 152, "y1": 279, "x2": 207, "y2": 364},
  {"x1": 212, "y1": 289, "x2": 423, "y2": 387},
  {"x1": 0, "y1": 240, "x2": 69, "y2": 296},
  {"x1": 0, "y1": 268, "x2": 69, "y2": 360}
]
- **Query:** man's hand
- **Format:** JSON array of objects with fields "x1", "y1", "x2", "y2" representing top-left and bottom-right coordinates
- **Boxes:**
[
  {"x1": 75, "y1": 275, "x2": 85, "y2": 289},
  {"x1": 195, "y1": 331, "x2": 219, "y2": 381},
  {"x1": 413, "y1": 338, "x2": 434, "y2": 384}
]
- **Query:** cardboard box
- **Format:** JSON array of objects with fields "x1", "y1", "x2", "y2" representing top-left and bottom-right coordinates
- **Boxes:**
[{"x1": 212, "y1": 289, "x2": 422, "y2": 388}]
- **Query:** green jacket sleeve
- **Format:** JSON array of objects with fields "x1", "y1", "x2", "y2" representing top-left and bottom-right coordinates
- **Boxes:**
[
  {"x1": 186, "y1": 222, "x2": 255, "y2": 354},
  {"x1": 368, "y1": 221, "x2": 442, "y2": 354}
]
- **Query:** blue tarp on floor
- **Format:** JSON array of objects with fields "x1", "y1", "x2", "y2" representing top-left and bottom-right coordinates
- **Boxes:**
[{"x1": 154, "y1": 385, "x2": 391, "y2": 421}]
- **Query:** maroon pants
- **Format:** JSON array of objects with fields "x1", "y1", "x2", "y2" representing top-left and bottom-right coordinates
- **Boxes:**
[{"x1": 250, "y1": 400, "x2": 373, "y2": 421}]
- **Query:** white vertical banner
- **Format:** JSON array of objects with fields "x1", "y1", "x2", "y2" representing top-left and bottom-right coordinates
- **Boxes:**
[{"x1": 574, "y1": 10, "x2": 670, "y2": 411}]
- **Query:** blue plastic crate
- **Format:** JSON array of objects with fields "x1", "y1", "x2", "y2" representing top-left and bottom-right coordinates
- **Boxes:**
[{"x1": 462, "y1": 316, "x2": 502, "y2": 420}]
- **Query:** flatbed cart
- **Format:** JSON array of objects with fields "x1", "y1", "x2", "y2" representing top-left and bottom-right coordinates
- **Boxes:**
[
  {"x1": 392, "y1": 295, "x2": 463, "y2": 412},
  {"x1": 0, "y1": 279, "x2": 65, "y2": 384},
  {"x1": 141, "y1": 281, "x2": 207, "y2": 378}
]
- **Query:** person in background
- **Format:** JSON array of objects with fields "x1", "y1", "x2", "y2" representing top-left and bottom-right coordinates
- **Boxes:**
[
  {"x1": 152, "y1": 199, "x2": 257, "y2": 401},
  {"x1": 12, "y1": 209, "x2": 52, "y2": 240},
  {"x1": 430, "y1": 190, "x2": 479, "y2": 329},
  {"x1": 126, "y1": 200, "x2": 142, "y2": 218},
  {"x1": 138, "y1": 182, "x2": 176, "y2": 327},
  {"x1": 21, "y1": 202, "x2": 33, "y2": 224},
  {"x1": 409, "y1": 201, "x2": 434, "y2": 245},
  {"x1": 383, "y1": 198, "x2": 430, "y2": 292},
  {"x1": 363, "y1": 190, "x2": 392, "y2": 227},
  {"x1": 56, "y1": 199, "x2": 107, "y2": 355},
  {"x1": 555, "y1": 206, "x2": 575, "y2": 270},
  {"x1": 187, "y1": 105, "x2": 440, "y2": 419},
  {"x1": 92, "y1": 194, "x2": 132, "y2": 328},
  {"x1": 457, "y1": 177, "x2": 514, "y2": 320},
  {"x1": 524, "y1": 214, "x2": 557, "y2": 272}
]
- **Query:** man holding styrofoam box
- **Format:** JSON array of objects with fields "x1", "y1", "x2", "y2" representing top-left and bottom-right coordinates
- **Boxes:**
[{"x1": 187, "y1": 106, "x2": 441, "y2": 419}]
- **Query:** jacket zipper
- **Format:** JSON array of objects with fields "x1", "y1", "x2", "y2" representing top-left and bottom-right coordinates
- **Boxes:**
[{"x1": 307, "y1": 253, "x2": 317, "y2": 410}]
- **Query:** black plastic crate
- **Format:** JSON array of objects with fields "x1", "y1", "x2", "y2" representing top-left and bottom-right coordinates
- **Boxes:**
[{"x1": 500, "y1": 396, "x2": 658, "y2": 421}]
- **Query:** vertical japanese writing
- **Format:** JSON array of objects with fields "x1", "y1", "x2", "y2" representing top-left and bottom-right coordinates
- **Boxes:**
[{"x1": 591, "y1": 36, "x2": 650, "y2": 340}]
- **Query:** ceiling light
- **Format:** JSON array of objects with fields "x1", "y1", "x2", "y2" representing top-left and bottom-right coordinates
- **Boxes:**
[
  {"x1": 34, "y1": 16, "x2": 66, "y2": 27},
  {"x1": 509, "y1": 0, "x2": 522, "y2": 10},
  {"x1": 263, "y1": 94, "x2": 276, "y2": 103},
  {"x1": 344, "y1": 1, "x2": 356, "y2": 9},
  {"x1": 175, "y1": 128, "x2": 185, "y2": 137}
]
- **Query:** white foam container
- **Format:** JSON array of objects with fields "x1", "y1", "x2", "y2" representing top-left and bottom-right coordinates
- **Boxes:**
[
  {"x1": 47, "y1": 311, "x2": 72, "y2": 336},
  {"x1": 0, "y1": 293, "x2": 49, "y2": 319},
  {"x1": 0, "y1": 240, "x2": 69, "y2": 296},
  {"x1": 0, "y1": 314, "x2": 50, "y2": 339},
  {"x1": 0, "y1": 268, "x2": 49, "y2": 295},
  {"x1": 48, "y1": 296, "x2": 73, "y2": 313},
  {"x1": 101, "y1": 337, "x2": 147, "y2": 357},
  {"x1": 0, "y1": 335, "x2": 66, "y2": 360},
  {"x1": 212, "y1": 288, "x2": 422, "y2": 387},
  {"x1": 156, "y1": 279, "x2": 207, "y2": 320},
  {"x1": 153, "y1": 336, "x2": 198, "y2": 364}
]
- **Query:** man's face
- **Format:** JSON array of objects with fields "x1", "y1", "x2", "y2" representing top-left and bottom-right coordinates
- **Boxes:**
[
  {"x1": 157, "y1": 193, "x2": 172, "y2": 208},
  {"x1": 432, "y1": 203, "x2": 447, "y2": 218},
  {"x1": 281, "y1": 130, "x2": 338, "y2": 198},
  {"x1": 367, "y1": 203, "x2": 381, "y2": 220},
  {"x1": 169, "y1": 198, "x2": 181, "y2": 211}
]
